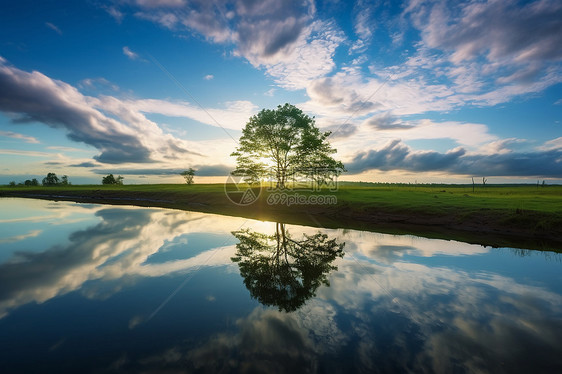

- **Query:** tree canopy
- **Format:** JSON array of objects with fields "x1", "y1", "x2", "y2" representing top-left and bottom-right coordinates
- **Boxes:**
[
  {"x1": 231, "y1": 103, "x2": 345, "y2": 188},
  {"x1": 42, "y1": 173, "x2": 59, "y2": 186},
  {"x1": 102, "y1": 174, "x2": 124, "y2": 185}
]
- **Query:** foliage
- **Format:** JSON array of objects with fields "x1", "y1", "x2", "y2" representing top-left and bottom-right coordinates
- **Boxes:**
[
  {"x1": 60, "y1": 175, "x2": 70, "y2": 186},
  {"x1": 231, "y1": 103, "x2": 345, "y2": 188},
  {"x1": 180, "y1": 168, "x2": 196, "y2": 185},
  {"x1": 102, "y1": 174, "x2": 124, "y2": 185},
  {"x1": 231, "y1": 223, "x2": 345, "y2": 312},
  {"x1": 24, "y1": 178, "x2": 39, "y2": 186},
  {"x1": 42, "y1": 173, "x2": 60, "y2": 186}
]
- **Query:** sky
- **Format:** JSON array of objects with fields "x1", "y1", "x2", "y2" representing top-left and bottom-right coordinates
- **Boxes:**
[{"x1": 0, "y1": 0, "x2": 561, "y2": 185}]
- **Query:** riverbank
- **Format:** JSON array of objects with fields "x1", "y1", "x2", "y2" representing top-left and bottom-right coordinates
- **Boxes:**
[{"x1": 1, "y1": 184, "x2": 561, "y2": 251}]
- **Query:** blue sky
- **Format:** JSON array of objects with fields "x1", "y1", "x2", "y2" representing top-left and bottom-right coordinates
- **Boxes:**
[{"x1": 0, "y1": 0, "x2": 561, "y2": 184}]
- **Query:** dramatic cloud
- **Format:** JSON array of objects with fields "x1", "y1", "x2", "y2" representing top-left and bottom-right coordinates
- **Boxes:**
[
  {"x1": 408, "y1": 0, "x2": 562, "y2": 65},
  {"x1": 348, "y1": 139, "x2": 562, "y2": 177},
  {"x1": 128, "y1": 0, "x2": 344, "y2": 90},
  {"x1": 0, "y1": 60, "x2": 202, "y2": 164},
  {"x1": 398, "y1": 0, "x2": 562, "y2": 105}
]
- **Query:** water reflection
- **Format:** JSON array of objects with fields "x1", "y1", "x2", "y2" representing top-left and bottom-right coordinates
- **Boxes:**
[
  {"x1": 0, "y1": 199, "x2": 561, "y2": 373},
  {"x1": 0, "y1": 204, "x2": 241, "y2": 319},
  {"x1": 231, "y1": 223, "x2": 344, "y2": 312}
]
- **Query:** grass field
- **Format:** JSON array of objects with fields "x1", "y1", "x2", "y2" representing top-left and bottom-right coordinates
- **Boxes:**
[{"x1": 1, "y1": 183, "x2": 561, "y2": 251}]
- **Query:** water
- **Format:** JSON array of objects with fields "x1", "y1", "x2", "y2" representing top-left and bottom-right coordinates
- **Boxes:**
[{"x1": 0, "y1": 198, "x2": 561, "y2": 373}]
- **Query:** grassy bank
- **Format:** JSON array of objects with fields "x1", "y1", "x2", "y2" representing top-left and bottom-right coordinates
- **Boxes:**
[{"x1": 1, "y1": 183, "x2": 561, "y2": 251}]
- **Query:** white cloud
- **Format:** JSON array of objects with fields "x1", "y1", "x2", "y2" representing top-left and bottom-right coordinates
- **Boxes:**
[
  {"x1": 539, "y1": 137, "x2": 562, "y2": 151},
  {"x1": 0, "y1": 59, "x2": 211, "y2": 166},
  {"x1": 122, "y1": 46, "x2": 140, "y2": 60},
  {"x1": 203, "y1": 74, "x2": 214, "y2": 80},
  {"x1": 127, "y1": 98, "x2": 257, "y2": 131},
  {"x1": 130, "y1": 0, "x2": 343, "y2": 90},
  {"x1": 0, "y1": 131, "x2": 40, "y2": 144},
  {"x1": 45, "y1": 22, "x2": 62, "y2": 35},
  {"x1": 0, "y1": 149, "x2": 52, "y2": 157}
]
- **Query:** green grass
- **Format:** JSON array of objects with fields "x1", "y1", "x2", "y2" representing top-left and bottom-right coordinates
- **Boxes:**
[{"x1": 1, "y1": 183, "x2": 561, "y2": 251}]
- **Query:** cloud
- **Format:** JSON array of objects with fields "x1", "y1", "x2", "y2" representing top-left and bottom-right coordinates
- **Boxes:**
[
  {"x1": 70, "y1": 161, "x2": 99, "y2": 168},
  {"x1": 135, "y1": 0, "x2": 186, "y2": 8},
  {"x1": 103, "y1": 6, "x2": 124, "y2": 23},
  {"x1": 0, "y1": 130, "x2": 39, "y2": 144},
  {"x1": 366, "y1": 112, "x2": 414, "y2": 131},
  {"x1": 348, "y1": 139, "x2": 562, "y2": 177},
  {"x1": 398, "y1": 0, "x2": 562, "y2": 105},
  {"x1": 122, "y1": 46, "x2": 140, "y2": 60},
  {"x1": 539, "y1": 137, "x2": 562, "y2": 151},
  {"x1": 45, "y1": 22, "x2": 62, "y2": 35},
  {"x1": 203, "y1": 74, "x2": 214, "y2": 80},
  {"x1": 0, "y1": 149, "x2": 52, "y2": 157},
  {"x1": 78, "y1": 77, "x2": 119, "y2": 92},
  {"x1": 90, "y1": 164, "x2": 230, "y2": 176},
  {"x1": 408, "y1": 0, "x2": 562, "y2": 65},
  {"x1": 0, "y1": 59, "x2": 203, "y2": 165},
  {"x1": 128, "y1": 98, "x2": 256, "y2": 130},
  {"x1": 130, "y1": 0, "x2": 343, "y2": 90}
]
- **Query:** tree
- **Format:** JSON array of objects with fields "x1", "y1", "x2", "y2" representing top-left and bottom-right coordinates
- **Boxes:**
[
  {"x1": 231, "y1": 223, "x2": 345, "y2": 312},
  {"x1": 180, "y1": 168, "x2": 195, "y2": 185},
  {"x1": 42, "y1": 173, "x2": 59, "y2": 186},
  {"x1": 102, "y1": 174, "x2": 123, "y2": 185},
  {"x1": 60, "y1": 175, "x2": 70, "y2": 186},
  {"x1": 231, "y1": 103, "x2": 345, "y2": 188}
]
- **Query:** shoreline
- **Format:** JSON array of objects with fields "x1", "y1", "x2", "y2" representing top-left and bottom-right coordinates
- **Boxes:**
[{"x1": 1, "y1": 186, "x2": 561, "y2": 252}]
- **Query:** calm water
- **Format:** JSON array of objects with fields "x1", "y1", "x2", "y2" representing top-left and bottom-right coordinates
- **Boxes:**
[{"x1": 0, "y1": 198, "x2": 561, "y2": 373}]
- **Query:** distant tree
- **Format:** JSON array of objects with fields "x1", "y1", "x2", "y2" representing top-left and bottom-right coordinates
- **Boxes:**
[
  {"x1": 42, "y1": 173, "x2": 59, "y2": 186},
  {"x1": 102, "y1": 174, "x2": 123, "y2": 185},
  {"x1": 231, "y1": 103, "x2": 345, "y2": 188},
  {"x1": 180, "y1": 168, "x2": 196, "y2": 185},
  {"x1": 8, "y1": 181, "x2": 16, "y2": 187},
  {"x1": 24, "y1": 179, "x2": 33, "y2": 186},
  {"x1": 31, "y1": 178, "x2": 39, "y2": 186},
  {"x1": 60, "y1": 175, "x2": 70, "y2": 186}
]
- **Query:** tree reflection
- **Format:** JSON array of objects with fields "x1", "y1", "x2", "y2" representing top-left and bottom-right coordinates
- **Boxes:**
[{"x1": 231, "y1": 223, "x2": 345, "y2": 312}]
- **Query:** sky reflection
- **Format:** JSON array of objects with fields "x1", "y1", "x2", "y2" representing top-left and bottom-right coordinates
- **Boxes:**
[{"x1": 0, "y1": 198, "x2": 561, "y2": 373}]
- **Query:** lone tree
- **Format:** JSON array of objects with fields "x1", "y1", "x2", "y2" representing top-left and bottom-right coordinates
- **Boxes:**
[
  {"x1": 180, "y1": 168, "x2": 195, "y2": 185},
  {"x1": 102, "y1": 174, "x2": 124, "y2": 185},
  {"x1": 231, "y1": 103, "x2": 345, "y2": 188}
]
